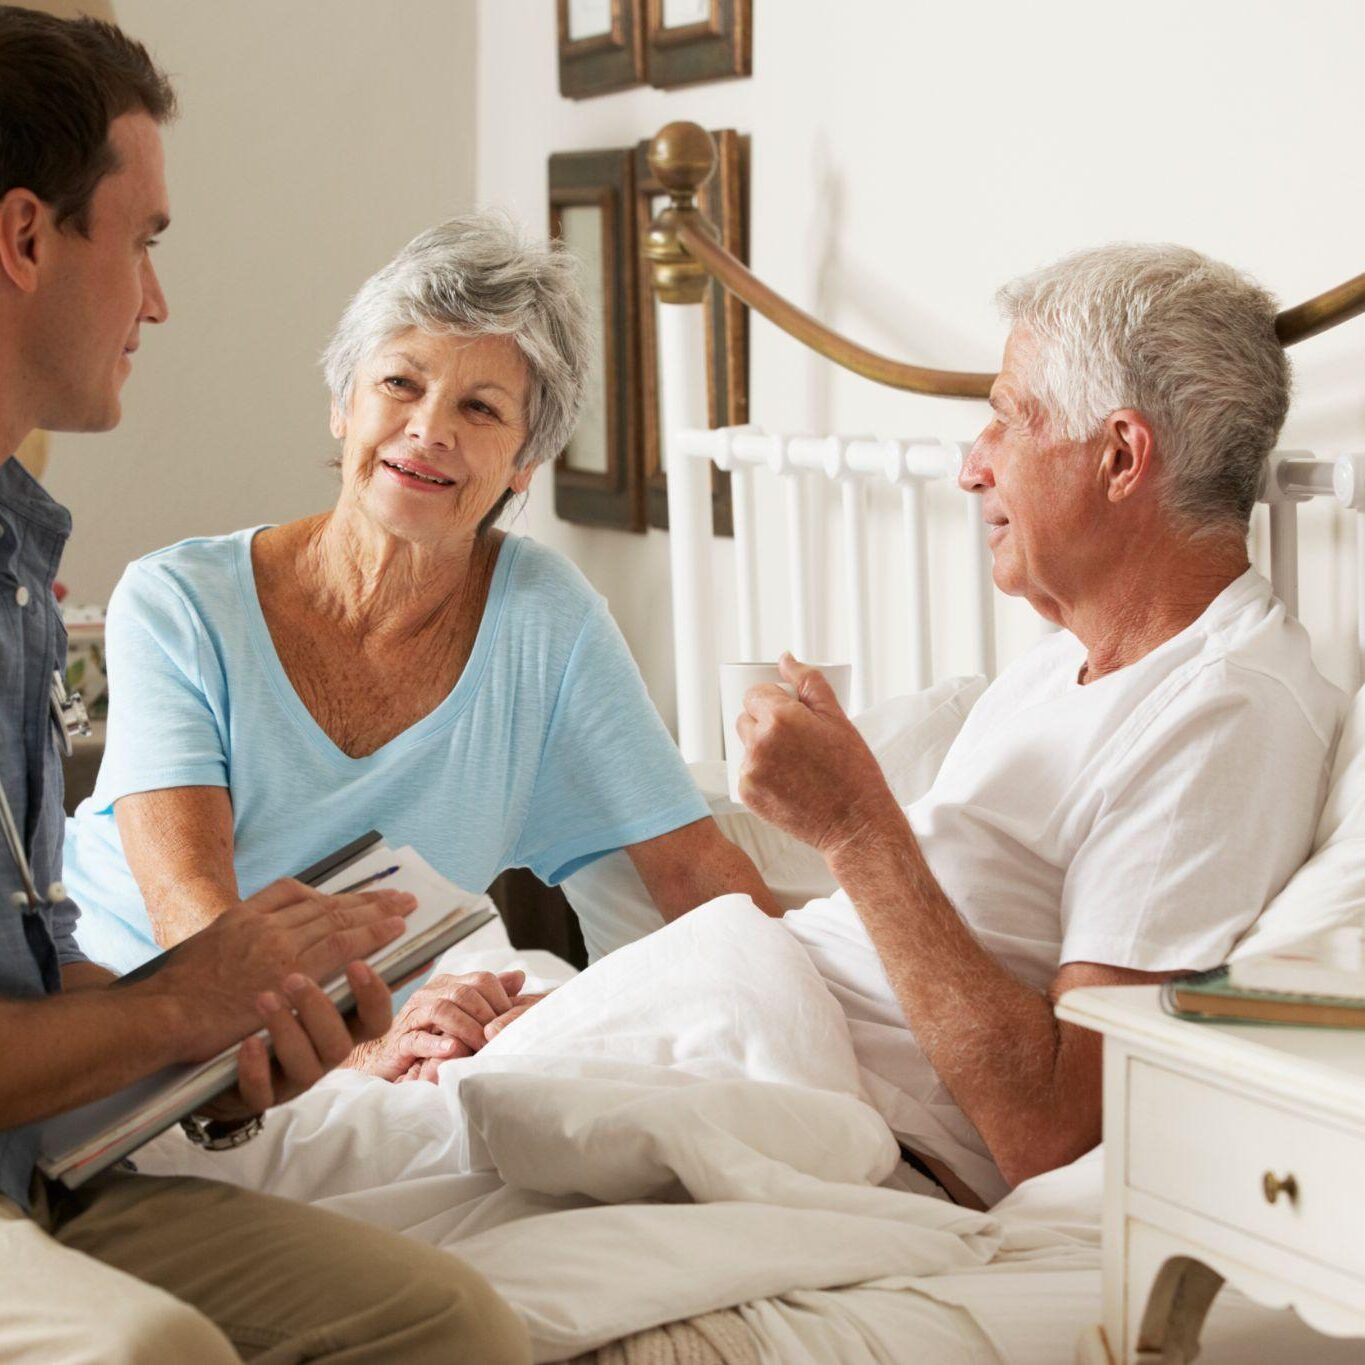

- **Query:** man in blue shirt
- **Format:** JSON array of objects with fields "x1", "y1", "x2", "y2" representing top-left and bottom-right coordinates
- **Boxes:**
[{"x1": 0, "y1": 8, "x2": 529, "y2": 1360}]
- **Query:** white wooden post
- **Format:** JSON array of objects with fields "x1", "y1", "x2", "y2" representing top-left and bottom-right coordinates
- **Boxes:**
[
  {"x1": 715, "y1": 428, "x2": 761, "y2": 661},
  {"x1": 658, "y1": 300, "x2": 719, "y2": 761},
  {"x1": 901, "y1": 480, "x2": 932, "y2": 690},
  {"x1": 885, "y1": 440, "x2": 937, "y2": 692},
  {"x1": 1268, "y1": 501, "x2": 1300, "y2": 619},
  {"x1": 770, "y1": 436, "x2": 815, "y2": 660},
  {"x1": 841, "y1": 477, "x2": 872, "y2": 709},
  {"x1": 817, "y1": 433, "x2": 871, "y2": 710},
  {"x1": 731, "y1": 463, "x2": 760, "y2": 659},
  {"x1": 1263, "y1": 452, "x2": 1321, "y2": 621},
  {"x1": 1332, "y1": 454, "x2": 1365, "y2": 687},
  {"x1": 1355, "y1": 517, "x2": 1365, "y2": 692}
]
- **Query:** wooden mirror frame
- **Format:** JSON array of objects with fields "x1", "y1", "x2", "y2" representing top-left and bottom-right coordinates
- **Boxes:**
[
  {"x1": 557, "y1": 0, "x2": 645, "y2": 98},
  {"x1": 644, "y1": 0, "x2": 750, "y2": 88},
  {"x1": 550, "y1": 148, "x2": 645, "y2": 532}
]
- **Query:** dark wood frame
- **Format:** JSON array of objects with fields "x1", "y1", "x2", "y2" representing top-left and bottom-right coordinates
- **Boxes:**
[
  {"x1": 635, "y1": 129, "x2": 749, "y2": 534},
  {"x1": 644, "y1": 0, "x2": 750, "y2": 89},
  {"x1": 489, "y1": 868, "x2": 586, "y2": 969},
  {"x1": 550, "y1": 149, "x2": 644, "y2": 532},
  {"x1": 557, "y1": 0, "x2": 645, "y2": 99}
]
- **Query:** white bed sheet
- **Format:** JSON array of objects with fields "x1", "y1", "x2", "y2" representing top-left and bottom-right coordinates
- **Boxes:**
[
  {"x1": 136, "y1": 904, "x2": 1363, "y2": 1364},
  {"x1": 733, "y1": 1150, "x2": 1365, "y2": 1364}
]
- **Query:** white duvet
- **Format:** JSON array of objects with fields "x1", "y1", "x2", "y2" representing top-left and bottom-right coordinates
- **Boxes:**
[{"x1": 138, "y1": 898, "x2": 1099, "y2": 1361}]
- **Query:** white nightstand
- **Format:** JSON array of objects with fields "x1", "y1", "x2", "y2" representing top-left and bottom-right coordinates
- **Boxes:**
[{"x1": 1056, "y1": 985, "x2": 1365, "y2": 1365}]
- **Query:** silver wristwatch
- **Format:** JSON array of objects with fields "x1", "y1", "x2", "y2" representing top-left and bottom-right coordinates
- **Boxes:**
[{"x1": 179, "y1": 1112, "x2": 264, "y2": 1151}]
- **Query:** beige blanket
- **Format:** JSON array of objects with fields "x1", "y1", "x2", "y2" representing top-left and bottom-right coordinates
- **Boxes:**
[{"x1": 572, "y1": 1310, "x2": 759, "y2": 1365}]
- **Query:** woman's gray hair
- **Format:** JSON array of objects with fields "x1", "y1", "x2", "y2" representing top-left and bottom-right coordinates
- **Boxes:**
[
  {"x1": 998, "y1": 243, "x2": 1289, "y2": 532},
  {"x1": 322, "y1": 212, "x2": 590, "y2": 470}
]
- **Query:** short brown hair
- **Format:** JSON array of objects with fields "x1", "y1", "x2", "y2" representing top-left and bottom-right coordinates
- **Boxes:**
[{"x1": 0, "y1": 5, "x2": 176, "y2": 234}]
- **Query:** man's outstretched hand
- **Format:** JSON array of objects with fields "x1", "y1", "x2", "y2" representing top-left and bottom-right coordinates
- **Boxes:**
[{"x1": 735, "y1": 653, "x2": 901, "y2": 857}]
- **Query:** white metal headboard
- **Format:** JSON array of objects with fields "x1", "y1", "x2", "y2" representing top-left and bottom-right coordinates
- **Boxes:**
[{"x1": 658, "y1": 285, "x2": 1365, "y2": 762}]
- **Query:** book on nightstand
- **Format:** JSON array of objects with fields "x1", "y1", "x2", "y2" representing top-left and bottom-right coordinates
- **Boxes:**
[
  {"x1": 1163, "y1": 927, "x2": 1365, "y2": 1028},
  {"x1": 37, "y1": 832, "x2": 496, "y2": 1189}
]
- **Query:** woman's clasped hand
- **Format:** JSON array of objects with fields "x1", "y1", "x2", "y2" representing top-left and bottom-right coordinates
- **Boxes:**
[{"x1": 348, "y1": 970, "x2": 546, "y2": 1083}]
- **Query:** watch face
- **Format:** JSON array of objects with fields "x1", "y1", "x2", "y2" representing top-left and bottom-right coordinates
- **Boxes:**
[{"x1": 181, "y1": 1113, "x2": 263, "y2": 1150}]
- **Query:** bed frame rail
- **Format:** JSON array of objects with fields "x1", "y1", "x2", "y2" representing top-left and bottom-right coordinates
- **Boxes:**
[
  {"x1": 665, "y1": 434, "x2": 1365, "y2": 764},
  {"x1": 644, "y1": 121, "x2": 1365, "y2": 402}
]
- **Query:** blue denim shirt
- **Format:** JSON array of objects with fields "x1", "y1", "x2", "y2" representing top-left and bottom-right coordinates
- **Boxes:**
[{"x1": 0, "y1": 456, "x2": 86, "y2": 1211}]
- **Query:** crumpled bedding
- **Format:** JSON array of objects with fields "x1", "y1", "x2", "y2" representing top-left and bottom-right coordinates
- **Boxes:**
[
  {"x1": 568, "y1": 1309, "x2": 760, "y2": 1365},
  {"x1": 137, "y1": 897, "x2": 1095, "y2": 1361}
]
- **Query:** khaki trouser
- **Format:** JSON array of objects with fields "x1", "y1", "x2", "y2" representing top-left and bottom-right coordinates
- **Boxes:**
[{"x1": 0, "y1": 1167, "x2": 531, "y2": 1363}]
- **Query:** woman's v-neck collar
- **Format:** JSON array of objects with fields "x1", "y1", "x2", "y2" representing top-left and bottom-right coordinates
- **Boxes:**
[{"x1": 232, "y1": 525, "x2": 520, "y2": 769}]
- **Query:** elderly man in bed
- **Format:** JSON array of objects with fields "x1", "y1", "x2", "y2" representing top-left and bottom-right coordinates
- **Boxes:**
[{"x1": 734, "y1": 244, "x2": 1343, "y2": 1208}]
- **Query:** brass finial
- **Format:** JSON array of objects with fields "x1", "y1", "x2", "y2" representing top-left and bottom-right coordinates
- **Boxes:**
[
  {"x1": 648, "y1": 121, "x2": 717, "y2": 202},
  {"x1": 644, "y1": 122, "x2": 718, "y2": 305}
]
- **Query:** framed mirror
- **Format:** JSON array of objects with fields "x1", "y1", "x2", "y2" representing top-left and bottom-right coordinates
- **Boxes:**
[
  {"x1": 558, "y1": 0, "x2": 645, "y2": 98},
  {"x1": 644, "y1": 0, "x2": 750, "y2": 88},
  {"x1": 549, "y1": 148, "x2": 644, "y2": 531}
]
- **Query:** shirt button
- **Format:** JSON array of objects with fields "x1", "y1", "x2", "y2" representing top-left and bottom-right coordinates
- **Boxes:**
[{"x1": 14, "y1": 586, "x2": 30, "y2": 607}]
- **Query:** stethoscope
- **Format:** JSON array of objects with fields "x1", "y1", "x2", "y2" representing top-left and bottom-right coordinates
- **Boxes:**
[
  {"x1": 49, "y1": 669, "x2": 91, "y2": 759},
  {"x1": 0, "y1": 671, "x2": 88, "y2": 913}
]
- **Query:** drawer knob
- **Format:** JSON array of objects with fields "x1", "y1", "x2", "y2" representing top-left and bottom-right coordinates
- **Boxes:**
[{"x1": 1262, "y1": 1171, "x2": 1298, "y2": 1205}]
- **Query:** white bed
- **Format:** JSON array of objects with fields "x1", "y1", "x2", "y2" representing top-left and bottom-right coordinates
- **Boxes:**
[
  {"x1": 131, "y1": 901, "x2": 1365, "y2": 1365},
  {"x1": 129, "y1": 653, "x2": 1365, "y2": 1362}
]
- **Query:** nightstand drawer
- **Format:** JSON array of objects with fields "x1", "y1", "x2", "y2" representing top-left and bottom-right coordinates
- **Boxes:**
[{"x1": 1127, "y1": 1059, "x2": 1365, "y2": 1277}]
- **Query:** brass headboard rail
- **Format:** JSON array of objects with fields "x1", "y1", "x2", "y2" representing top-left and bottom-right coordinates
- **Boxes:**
[{"x1": 644, "y1": 121, "x2": 1365, "y2": 401}]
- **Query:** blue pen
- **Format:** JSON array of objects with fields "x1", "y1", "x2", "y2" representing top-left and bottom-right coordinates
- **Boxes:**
[{"x1": 335, "y1": 864, "x2": 401, "y2": 895}]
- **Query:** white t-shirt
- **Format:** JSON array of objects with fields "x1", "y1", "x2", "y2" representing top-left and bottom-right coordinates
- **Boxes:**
[{"x1": 786, "y1": 569, "x2": 1345, "y2": 1202}]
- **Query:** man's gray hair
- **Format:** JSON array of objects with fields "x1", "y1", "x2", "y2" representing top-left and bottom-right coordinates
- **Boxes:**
[
  {"x1": 322, "y1": 212, "x2": 590, "y2": 469},
  {"x1": 998, "y1": 243, "x2": 1289, "y2": 531}
]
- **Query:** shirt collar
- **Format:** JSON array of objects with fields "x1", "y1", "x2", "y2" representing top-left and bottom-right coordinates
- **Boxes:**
[{"x1": 0, "y1": 454, "x2": 73, "y2": 539}]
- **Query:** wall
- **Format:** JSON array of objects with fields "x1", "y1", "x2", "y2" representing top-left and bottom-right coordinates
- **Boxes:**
[
  {"x1": 478, "y1": 0, "x2": 1365, "y2": 718},
  {"x1": 44, "y1": 0, "x2": 479, "y2": 600}
]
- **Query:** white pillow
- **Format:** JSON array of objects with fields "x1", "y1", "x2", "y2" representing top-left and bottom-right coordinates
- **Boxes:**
[
  {"x1": 562, "y1": 675, "x2": 987, "y2": 962},
  {"x1": 1231, "y1": 686, "x2": 1364, "y2": 959}
]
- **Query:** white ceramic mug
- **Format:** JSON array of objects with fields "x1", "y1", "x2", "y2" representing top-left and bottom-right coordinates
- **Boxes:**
[{"x1": 719, "y1": 661, "x2": 853, "y2": 805}]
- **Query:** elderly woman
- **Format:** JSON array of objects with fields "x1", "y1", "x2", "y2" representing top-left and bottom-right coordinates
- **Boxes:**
[{"x1": 64, "y1": 213, "x2": 773, "y2": 1069}]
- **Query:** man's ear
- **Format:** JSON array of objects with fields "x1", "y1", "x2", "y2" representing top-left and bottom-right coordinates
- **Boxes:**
[
  {"x1": 329, "y1": 400, "x2": 346, "y2": 441},
  {"x1": 1100, "y1": 408, "x2": 1156, "y2": 504},
  {"x1": 0, "y1": 189, "x2": 46, "y2": 293}
]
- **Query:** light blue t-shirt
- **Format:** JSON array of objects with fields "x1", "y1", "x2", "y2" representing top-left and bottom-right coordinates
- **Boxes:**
[{"x1": 64, "y1": 529, "x2": 707, "y2": 973}]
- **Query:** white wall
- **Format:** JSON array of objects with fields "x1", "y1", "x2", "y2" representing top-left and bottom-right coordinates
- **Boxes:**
[
  {"x1": 45, "y1": 0, "x2": 479, "y2": 600},
  {"x1": 478, "y1": 0, "x2": 1365, "y2": 717}
]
